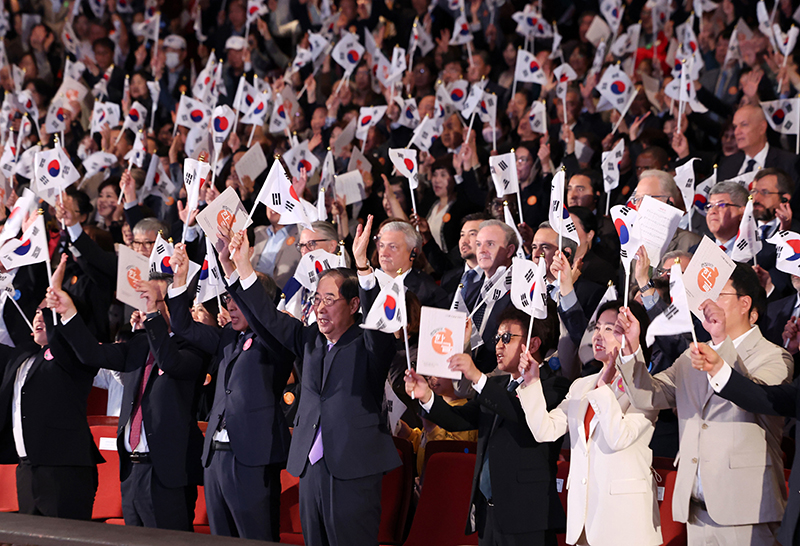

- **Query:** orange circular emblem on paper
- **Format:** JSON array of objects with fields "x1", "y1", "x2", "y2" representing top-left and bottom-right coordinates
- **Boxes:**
[
  {"x1": 286, "y1": 236, "x2": 296, "y2": 246},
  {"x1": 527, "y1": 195, "x2": 537, "y2": 206},
  {"x1": 697, "y1": 265, "x2": 719, "y2": 293},
  {"x1": 431, "y1": 328, "x2": 455, "y2": 355},
  {"x1": 127, "y1": 267, "x2": 142, "y2": 288},
  {"x1": 217, "y1": 208, "x2": 235, "y2": 230},
  {"x1": 443, "y1": 213, "x2": 451, "y2": 223}
]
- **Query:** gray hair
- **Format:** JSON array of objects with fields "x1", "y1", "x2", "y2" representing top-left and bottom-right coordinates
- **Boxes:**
[
  {"x1": 538, "y1": 221, "x2": 578, "y2": 264},
  {"x1": 708, "y1": 181, "x2": 749, "y2": 206},
  {"x1": 380, "y1": 221, "x2": 421, "y2": 250},
  {"x1": 479, "y1": 219, "x2": 517, "y2": 248},
  {"x1": 660, "y1": 250, "x2": 692, "y2": 268},
  {"x1": 308, "y1": 221, "x2": 339, "y2": 242},
  {"x1": 638, "y1": 169, "x2": 684, "y2": 211},
  {"x1": 133, "y1": 217, "x2": 169, "y2": 238}
]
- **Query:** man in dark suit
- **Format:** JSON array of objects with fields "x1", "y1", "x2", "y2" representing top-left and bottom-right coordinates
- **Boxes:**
[
  {"x1": 404, "y1": 305, "x2": 570, "y2": 545},
  {"x1": 0, "y1": 298, "x2": 103, "y2": 520},
  {"x1": 717, "y1": 105, "x2": 800, "y2": 195},
  {"x1": 166, "y1": 243, "x2": 293, "y2": 541},
  {"x1": 225, "y1": 216, "x2": 400, "y2": 546},
  {"x1": 46, "y1": 263, "x2": 205, "y2": 531}
]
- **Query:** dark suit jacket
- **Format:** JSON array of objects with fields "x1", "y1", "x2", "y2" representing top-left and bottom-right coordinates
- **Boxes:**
[
  {"x1": 167, "y1": 287, "x2": 293, "y2": 468},
  {"x1": 58, "y1": 313, "x2": 204, "y2": 488},
  {"x1": 424, "y1": 371, "x2": 570, "y2": 535},
  {"x1": 718, "y1": 369, "x2": 800, "y2": 546},
  {"x1": 231, "y1": 275, "x2": 400, "y2": 480},
  {"x1": 403, "y1": 268, "x2": 450, "y2": 309},
  {"x1": 764, "y1": 294, "x2": 797, "y2": 348},
  {"x1": 0, "y1": 314, "x2": 102, "y2": 467}
]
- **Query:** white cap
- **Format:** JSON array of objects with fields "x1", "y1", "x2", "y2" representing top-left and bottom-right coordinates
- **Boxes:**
[
  {"x1": 225, "y1": 36, "x2": 247, "y2": 50},
  {"x1": 164, "y1": 34, "x2": 187, "y2": 50}
]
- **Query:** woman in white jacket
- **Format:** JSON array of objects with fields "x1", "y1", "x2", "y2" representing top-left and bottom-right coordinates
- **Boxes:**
[{"x1": 517, "y1": 291, "x2": 661, "y2": 546}]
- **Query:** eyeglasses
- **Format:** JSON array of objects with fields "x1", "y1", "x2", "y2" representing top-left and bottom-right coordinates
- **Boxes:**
[
  {"x1": 629, "y1": 194, "x2": 670, "y2": 206},
  {"x1": 704, "y1": 202, "x2": 742, "y2": 211},
  {"x1": 312, "y1": 295, "x2": 344, "y2": 308},
  {"x1": 131, "y1": 240, "x2": 156, "y2": 251},
  {"x1": 494, "y1": 332, "x2": 522, "y2": 345},
  {"x1": 516, "y1": 156, "x2": 532, "y2": 164},
  {"x1": 221, "y1": 294, "x2": 232, "y2": 304},
  {"x1": 749, "y1": 189, "x2": 783, "y2": 198},
  {"x1": 296, "y1": 239, "x2": 330, "y2": 252}
]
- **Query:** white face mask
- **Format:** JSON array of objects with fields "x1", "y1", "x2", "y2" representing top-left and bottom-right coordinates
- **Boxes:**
[
  {"x1": 165, "y1": 52, "x2": 181, "y2": 70},
  {"x1": 482, "y1": 127, "x2": 500, "y2": 142},
  {"x1": 77, "y1": 142, "x2": 88, "y2": 161}
]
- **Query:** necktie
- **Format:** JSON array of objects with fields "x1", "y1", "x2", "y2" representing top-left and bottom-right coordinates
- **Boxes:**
[
  {"x1": 744, "y1": 158, "x2": 757, "y2": 173},
  {"x1": 760, "y1": 224, "x2": 772, "y2": 242},
  {"x1": 719, "y1": 244, "x2": 726, "y2": 252},
  {"x1": 461, "y1": 269, "x2": 480, "y2": 309},
  {"x1": 479, "y1": 380, "x2": 520, "y2": 501},
  {"x1": 308, "y1": 342, "x2": 335, "y2": 465},
  {"x1": 473, "y1": 301, "x2": 487, "y2": 331},
  {"x1": 129, "y1": 352, "x2": 155, "y2": 451}
]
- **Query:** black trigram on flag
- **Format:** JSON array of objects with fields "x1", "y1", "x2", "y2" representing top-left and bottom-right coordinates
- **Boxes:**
[
  {"x1": 524, "y1": 269, "x2": 534, "y2": 282},
  {"x1": 736, "y1": 239, "x2": 748, "y2": 251},
  {"x1": 664, "y1": 305, "x2": 679, "y2": 320},
  {"x1": 271, "y1": 193, "x2": 282, "y2": 206}
]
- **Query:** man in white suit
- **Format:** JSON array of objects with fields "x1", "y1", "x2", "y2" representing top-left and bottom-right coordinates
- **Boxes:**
[{"x1": 614, "y1": 264, "x2": 792, "y2": 545}]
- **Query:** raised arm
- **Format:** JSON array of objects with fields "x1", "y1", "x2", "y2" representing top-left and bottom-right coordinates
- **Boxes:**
[
  {"x1": 586, "y1": 385, "x2": 657, "y2": 451},
  {"x1": 518, "y1": 348, "x2": 570, "y2": 442}
]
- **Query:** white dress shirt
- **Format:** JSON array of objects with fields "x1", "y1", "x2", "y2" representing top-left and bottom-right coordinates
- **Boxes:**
[{"x1": 12, "y1": 356, "x2": 36, "y2": 458}]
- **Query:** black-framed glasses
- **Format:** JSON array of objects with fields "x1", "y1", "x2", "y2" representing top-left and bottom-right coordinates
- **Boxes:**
[
  {"x1": 749, "y1": 189, "x2": 782, "y2": 198},
  {"x1": 494, "y1": 332, "x2": 522, "y2": 345},
  {"x1": 131, "y1": 240, "x2": 156, "y2": 251},
  {"x1": 296, "y1": 239, "x2": 330, "y2": 252},
  {"x1": 629, "y1": 194, "x2": 670, "y2": 206},
  {"x1": 704, "y1": 202, "x2": 743, "y2": 211}
]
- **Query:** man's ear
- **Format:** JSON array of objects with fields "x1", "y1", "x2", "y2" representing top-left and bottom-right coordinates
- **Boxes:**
[
  {"x1": 506, "y1": 243, "x2": 516, "y2": 259},
  {"x1": 349, "y1": 296, "x2": 361, "y2": 316},
  {"x1": 527, "y1": 335, "x2": 542, "y2": 359}
]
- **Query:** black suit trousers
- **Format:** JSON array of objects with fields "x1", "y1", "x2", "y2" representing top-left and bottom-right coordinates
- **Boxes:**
[
  {"x1": 299, "y1": 456, "x2": 383, "y2": 546},
  {"x1": 477, "y1": 496, "x2": 558, "y2": 546},
  {"x1": 120, "y1": 461, "x2": 192, "y2": 531},
  {"x1": 16, "y1": 461, "x2": 98, "y2": 520}
]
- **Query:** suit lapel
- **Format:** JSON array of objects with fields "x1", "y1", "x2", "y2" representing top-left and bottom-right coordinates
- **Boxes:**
[{"x1": 321, "y1": 324, "x2": 360, "y2": 389}]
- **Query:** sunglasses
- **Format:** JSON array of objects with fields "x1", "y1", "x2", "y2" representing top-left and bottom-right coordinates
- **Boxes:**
[{"x1": 494, "y1": 332, "x2": 522, "y2": 345}]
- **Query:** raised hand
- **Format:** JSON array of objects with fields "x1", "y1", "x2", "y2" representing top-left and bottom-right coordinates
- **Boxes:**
[
  {"x1": 550, "y1": 250, "x2": 573, "y2": 295},
  {"x1": 353, "y1": 214, "x2": 373, "y2": 271},
  {"x1": 404, "y1": 368, "x2": 432, "y2": 403},
  {"x1": 447, "y1": 353, "x2": 481, "y2": 383},
  {"x1": 783, "y1": 317, "x2": 799, "y2": 354},
  {"x1": 130, "y1": 310, "x2": 145, "y2": 330},
  {"x1": 690, "y1": 342, "x2": 724, "y2": 376},
  {"x1": 133, "y1": 279, "x2": 163, "y2": 314},
  {"x1": 699, "y1": 299, "x2": 727, "y2": 345},
  {"x1": 171, "y1": 242, "x2": 190, "y2": 288},
  {"x1": 613, "y1": 307, "x2": 641, "y2": 355},
  {"x1": 519, "y1": 345, "x2": 540, "y2": 385},
  {"x1": 633, "y1": 245, "x2": 651, "y2": 290},
  {"x1": 46, "y1": 256, "x2": 76, "y2": 319}
]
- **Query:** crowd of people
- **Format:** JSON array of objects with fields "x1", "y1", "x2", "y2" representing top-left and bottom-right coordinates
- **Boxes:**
[{"x1": 4, "y1": 0, "x2": 800, "y2": 544}]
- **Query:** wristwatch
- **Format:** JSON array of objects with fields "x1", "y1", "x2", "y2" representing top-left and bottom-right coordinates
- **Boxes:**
[{"x1": 638, "y1": 280, "x2": 655, "y2": 294}]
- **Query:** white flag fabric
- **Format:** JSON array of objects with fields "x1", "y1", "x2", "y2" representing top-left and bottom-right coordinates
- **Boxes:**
[
  {"x1": 601, "y1": 138, "x2": 624, "y2": 192},
  {"x1": 762, "y1": 99, "x2": 800, "y2": 135},
  {"x1": 600, "y1": 0, "x2": 624, "y2": 33},
  {"x1": 183, "y1": 158, "x2": 211, "y2": 218},
  {"x1": 0, "y1": 188, "x2": 36, "y2": 246},
  {"x1": 589, "y1": 41, "x2": 607, "y2": 77},
  {"x1": 33, "y1": 147, "x2": 79, "y2": 200},
  {"x1": 125, "y1": 130, "x2": 146, "y2": 168},
  {"x1": 610, "y1": 23, "x2": 641, "y2": 56},
  {"x1": 91, "y1": 101, "x2": 121, "y2": 134},
  {"x1": 730, "y1": 198, "x2": 762, "y2": 262},
  {"x1": 389, "y1": 148, "x2": 419, "y2": 189},
  {"x1": 293, "y1": 249, "x2": 340, "y2": 291},
  {"x1": 362, "y1": 273, "x2": 407, "y2": 334},
  {"x1": 548, "y1": 170, "x2": 580, "y2": 243},
  {"x1": 149, "y1": 233, "x2": 174, "y2": 275},
  {"x1": 773, "y1": 24, "x2": 800, "y2": 57},
  {"x1": 356, "y1": 106, "x2": 387, "y2": 140},
  {"x1": 553, "y1": 64, "x2": 578, "y2": 99},
  {"x1": 233, "y1": 77, "x2": 259, "y2": 116},
  {"x1": 446, "y1": 79, "x2": 470, "y2": 111},
  {"x1": 332, "y1": 32, "x2": 364, "y2": 75},
  {"x1": 176, "y1": 95, "x2": 211, "y2": 130},
  {"x1": 283, "y1": 140, "x2": 321, "y2": 179},
  {"x1": 449, "y1": 13, "x2": 473, "y2": 45},
  {"x1": 514, "y1": 49, "x2": 547, "y2": 84},
  {"x1": 510, "y1": 257, "x2": 548, "y2": 319},
  {"x1": 211, "y1": 105, "x2": 236, "y2": 150},
  {"x1": 196, "y1": 237, "x2": 224, "y2": 303},
  {"x1": 0, "y1": 213, "x2": 48, "y2": 269},
  {"x1": 724, "y1": 27, "x2": 740, "y2": 67},
  {"x1": 489, "y1": 153, "x2": 519, "y2": 196},
  {"x1": 238, "y1": 93, "x2": 269, "y2": 128},
  {"x1": 121, "y1": 101, "x2": 148, "y2": 134},
  {"x1": 0, "y1": 138, "x2": 16, "y2": 181},
  {"x1": 588, "y1": 283, "x2": 618, "y2": 327},
  {"x1": 693, "y1": 170, "x2": 716, "y2": 216},
  {"x1": 768, "y1": 230, "x2": 800, "y2": 276},
  {"x1": 254, "y1": 160, "x2": 315, "y2": 227},
  {"x1": 44, "y1": 96, "x2": 71, "y2": 134},
  {"x1": 610, "y1": 204, "x2": 640, "y2": 272},
  {"x1": 461, "y1": 81, "x2": 485, "y2": 118},
  {"x1": 478, "y1": 92, "x2": 497, "y2": 124},
  {"x1": 597, "y1": 64, "x2": 635, "y2": 111},
  {"x1": 14, "y1": 140, "x2": 40, "y2": 182},
  {"x1": 82, "y1": 151, "x2": 117, "y2": 181},
  {"x1": 409, "y1": 20, "x2": 434, "y2": 56},
  {"x1": 504, "y1": 204, "x2": 526, "y2": 261},
  {"x1": 645, "y1": 263, "x2": 694, "y2": 346},
  {"x1": 528, "y1": 100, "x2": 548, "y2": 134},
  {"x1": 674, "y1": 158, "x2": 699, "y2": 214},
  {"x1": 396, "y1": 97, "x2": 420, "y2": 129}
]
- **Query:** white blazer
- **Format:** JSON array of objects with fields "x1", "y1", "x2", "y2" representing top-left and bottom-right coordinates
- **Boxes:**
[{"x1": 518, "y1": 373, "x2": 662, "y2": 546}]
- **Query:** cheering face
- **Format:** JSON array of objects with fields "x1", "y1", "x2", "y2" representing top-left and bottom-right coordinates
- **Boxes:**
[
  {"x1": 32, "y1": 307, "x2": 47, "y2": 347},
  {"x1": 751, "y1": 175, "x2": 782, "y2": 222},
  {"x1": 298, "y1": 228, "x2": 337, "y2": 256},
  {"x1": 495, "y1": 320, "x2": 525, "y2": 375},
  {"x1": 733, "y1": 106, "x2": 768, "y2": 153},
  {"x1": 225, "y1": 296, "x2": 250, "y2": 332},
  {"x1": 418, "y1": 95, "x2": 435, "y2": 121},
  {"x1": 530, "y1": 228, "x2": 558, "y2": 280},
  {"x1": 721, "y1": 125, "x2": 738, "y2": 156},
  {"x1": 515, "y1": 147, "x2": 534, "y2": 181},
  {"x1": 377, "y1": 229, "x2": 414, "y2": 274},
  {"x1": 591, "y1": 309, "x2": 620, "y2": 364},
  {"x1": 714, "y1": 279, "x2": 753, "y2": 328},
  {"x1": 705, "y1": 193, "x2": 743, "y2": 241},
  {"x1": 314, "y1": 275, "x2": 357, "y2": 340},
  {"x1": 430, "y1": 168, "x2": 455, "y2": 199},
  {"x1": 476, "y1": 225, "x2": 513, "y2": 276},
  {"x1": 96, "y1": 185, "x2": 120, "y2": 220},
  {"x1": 458, "y1": 220, "x2": 482, "y2": 262},
  {"x1": 440, "y1": 114, "x2": 464, "y2": 150},
  {"x1": 566, "y1": 175, "x2": 596, "y2": 208}
]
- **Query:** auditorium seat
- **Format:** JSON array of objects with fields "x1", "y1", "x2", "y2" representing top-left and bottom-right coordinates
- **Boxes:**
[
  {"x1": 91, "y1": 424, "x2": 123, "y2": 521},
  {"x1": 193, "y1": 485, "x2": 210, "y2": 534},
  {"x1": 402, "y1": 452, "x2": 478, "y2": 546},
  {"x1": 86, "y1": 387, "x2": 109, "y2": 416},
  {"x1": 654, "y1": 467, "x2": 686, "y2": 546},
  {"x1": 379, "y1": 437, "x2": 415, "y2": 544},
  {"x1": 87, "y1": 415, "x2": 119, "y2": 427},
  {"x1": 0, "y1": 464, "x2": 18, "y2": 512},
  {"x1": 421, "y1": 440, "x2": 477, "y2": 477},
  {"x1": 279, "y1": 470, "x2": 303, "y2": 545}
]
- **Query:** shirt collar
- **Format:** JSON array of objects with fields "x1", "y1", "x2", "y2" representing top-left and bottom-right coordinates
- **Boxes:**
[
  {"x1": 745, "y1": 142, "x2": 769, "y2": 166},
  {"x1": 731, "y1": 326, "x2": 758, "y2": 348}
]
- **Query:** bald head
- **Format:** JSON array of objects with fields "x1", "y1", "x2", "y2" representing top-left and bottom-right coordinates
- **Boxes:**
[{"x1": 733, "y1": 104, "x2": 768, "y2": 157}]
